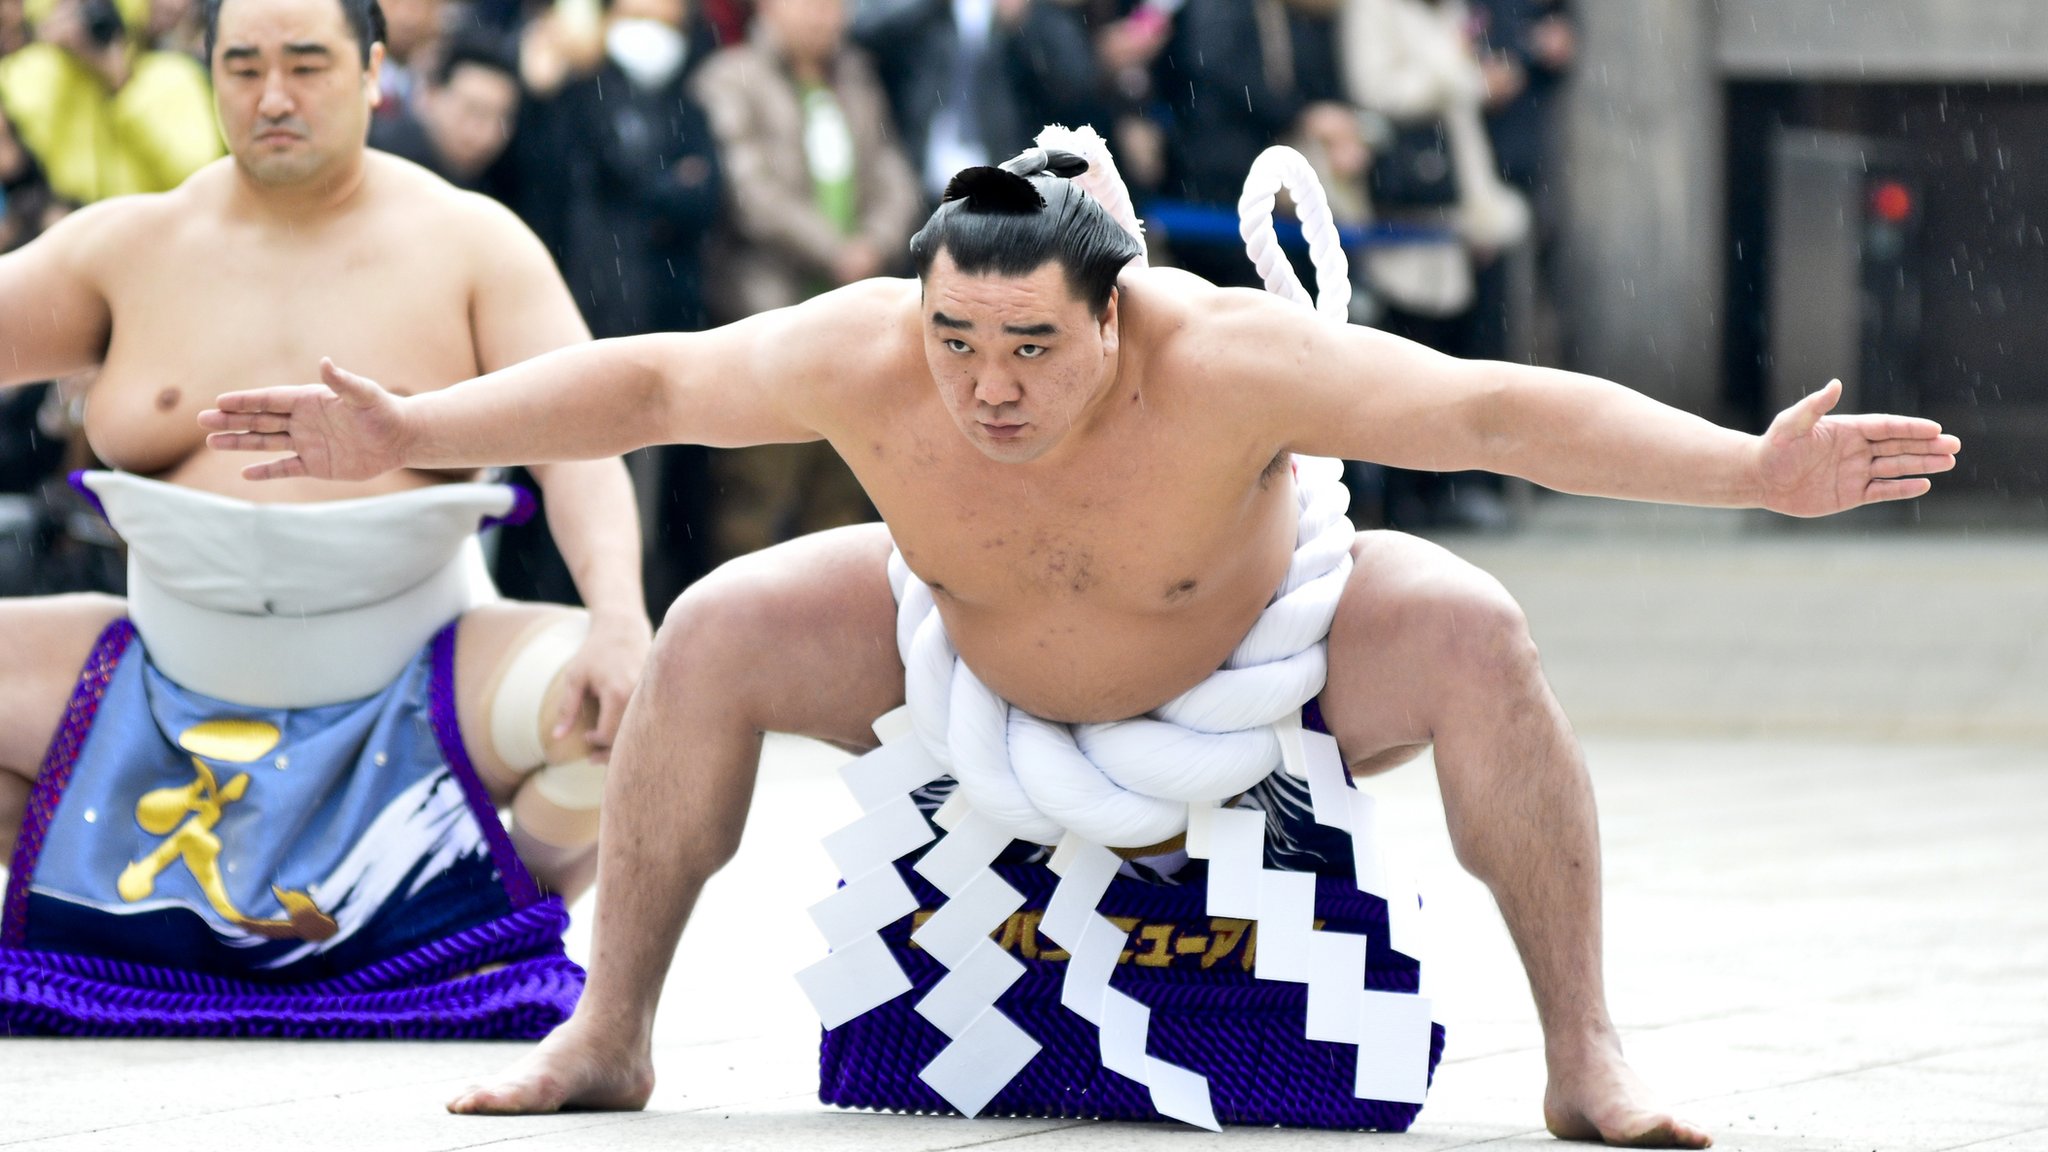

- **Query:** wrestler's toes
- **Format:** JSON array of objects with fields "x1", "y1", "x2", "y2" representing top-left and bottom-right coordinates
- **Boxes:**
[
  {"x1": 446, "y1": 1040, "x2": 654, "y2": 1116},
  {"x1": 1547, "y1": 1109, "x2": 1712, "y2": 1149},
  {"x1": 1543, "y1": 1047, "x2": 1711, "y2": 1149}
]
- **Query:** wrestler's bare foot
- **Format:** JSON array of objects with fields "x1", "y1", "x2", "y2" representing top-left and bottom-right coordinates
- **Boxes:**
[
  {"x1": 1543, "y1": 1035, "x2": 1711, "y2": 1148},
  {"x1": 446, "y1": 1017, "x2": 654, "y2": 1115}
]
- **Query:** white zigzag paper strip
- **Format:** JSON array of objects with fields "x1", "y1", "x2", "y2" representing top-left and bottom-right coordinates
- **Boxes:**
[
  {"x1": 1040, "y1": 835, "x2": 1221, "y2": 1131},
  {"x1": 908, "y1": 814, "x2": 1041, "y2": 1114},
  {"x1": 795, "y1": 709, "x2": 942, "y2": 1032}
]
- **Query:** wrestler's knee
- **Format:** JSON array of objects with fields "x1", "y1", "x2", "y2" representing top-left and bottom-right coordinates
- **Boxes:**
[
  {"x1": 651, "y1": 556, "x2": 792, "y2": 689},
  {"x1": 1338, "y1": 533, "x2": 1539, "y2": 688}
]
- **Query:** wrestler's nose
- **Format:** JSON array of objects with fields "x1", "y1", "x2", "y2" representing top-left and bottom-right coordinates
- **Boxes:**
[
  {"x1": 973, "y1": 373, "x2": 1022, "y2": 408},
  {"x1": 257, "y1": 70, "x2": 294, "y2": 118}
]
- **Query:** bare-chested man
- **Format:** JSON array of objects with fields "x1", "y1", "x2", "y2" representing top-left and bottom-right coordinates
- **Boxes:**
[
  {"x1": 0, "y1": 0, "x2": 649, "y2": 913},
  {"x1": 205, "y1": 151, "x2": 1958, "y2": 1144}
]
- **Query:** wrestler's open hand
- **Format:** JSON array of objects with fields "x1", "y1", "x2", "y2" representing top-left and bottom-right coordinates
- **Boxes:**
[
  {"x1": 555, "y1": 611, "x2": 652, "y2": 763},
  {"x1": 199, "y1": 359, "x2": 408, "y2": 482},
  {"x1": 1756, "y1": 379, "x2": 1961, "y2": 517}
]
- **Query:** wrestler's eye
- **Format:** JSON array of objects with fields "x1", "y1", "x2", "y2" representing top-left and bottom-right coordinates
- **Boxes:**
[
  {"x1": 943, "y1": 339, "x2": 972, "y2": 354},
  {"x1": 1016, "y1": 344, "x2": 1047, "y2": 359}
]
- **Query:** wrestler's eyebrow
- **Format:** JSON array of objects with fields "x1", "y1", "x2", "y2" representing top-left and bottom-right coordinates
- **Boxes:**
[
  {"x1": 931, "y1": 312, "x2": 973, "y2": 330},
  {"x1": 220, "y1": 45, "x2": 261, "y2": 62},
  {"x1": 1002, "y1": 322, "x2": 1057, "y2": 337},
  {"x1": 284, "y1": 42, "x2": 333, "y2": 56}
]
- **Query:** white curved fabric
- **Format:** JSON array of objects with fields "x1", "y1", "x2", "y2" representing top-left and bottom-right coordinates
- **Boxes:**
[
  {"x1": 890, "y1": 454, "x2": 1352, "y2": 850},
  {"x1": 85, "y1": 471, "x2": 509, "y2": 709}
]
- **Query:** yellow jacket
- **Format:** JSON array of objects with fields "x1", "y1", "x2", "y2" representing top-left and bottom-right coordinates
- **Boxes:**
[{"x1": 0, "y1": 43, "x2": 223, "y2": 203}]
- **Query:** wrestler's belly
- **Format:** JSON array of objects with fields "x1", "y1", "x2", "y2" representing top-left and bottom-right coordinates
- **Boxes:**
[{"x1": 941, "y1": 592, "x2": 1274, "y2": 724}]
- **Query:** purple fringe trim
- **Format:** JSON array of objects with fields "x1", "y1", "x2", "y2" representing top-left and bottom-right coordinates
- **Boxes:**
[
  {"x1": 478, "y1": 486, "x2": 537, "y2": 531},
  {"x1": 818, "y1": 861, "x2": 1443, "y2": 1130},
  {"x1": 0, "y1": 900, "x2": 582, "y2": 1038},
  {"x1": 3, "y1": 619, "x2": 133, "y2": 950},
  {"x1": 429, "y1": 622, "x2": 543, "y2": 910},
  {"x1": 64, "y1": 470, "x2": 109, "y2": 524}
]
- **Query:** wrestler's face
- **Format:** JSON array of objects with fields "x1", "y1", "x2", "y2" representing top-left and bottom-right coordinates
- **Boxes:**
[
  {"x1": 923, "y1": 251, "x2": 1121, "y2": 464},
  {"x1": 212, "y1": 0, "x2": 382, "y2": 187}
]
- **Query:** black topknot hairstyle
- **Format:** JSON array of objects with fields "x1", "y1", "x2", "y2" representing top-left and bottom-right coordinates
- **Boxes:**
[{"x1": 909, "y1": 147, "x2": 1143, "y2": 319}]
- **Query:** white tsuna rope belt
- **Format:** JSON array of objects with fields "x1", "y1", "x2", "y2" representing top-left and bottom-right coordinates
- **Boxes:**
[{"x1": 797, "y1": 132, "x2": 1436, "y2": 1128}]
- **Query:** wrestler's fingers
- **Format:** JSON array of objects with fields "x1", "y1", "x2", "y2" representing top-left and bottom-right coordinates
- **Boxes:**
[
  {"x1": 1866, "y1": 433, "x2": 1962, "y2": 457},
  {"x1": 1786, "y1": 378, "x2": 1842, "y2": 434},
  {"x1": 1870, "y1": 453, "x2": 1956, "y2": 479},
  {"x1": 240, "y1": 455, "x2": 307, "y2": 482},
  {"x1": 320, "y1": 357, "x2": 386, "y2": 406},
  {"x1": 552, "y1": 667, "x2": 588, "y2": 742},
  {"x1": 1837, "y1": 415, "x2": 1952, "y2": 443},
  {"x1": 1866, "y1": 477, "x2": 1933, "y2": 503},
  {"x1": 211, "y1": 383, "x2": 334, "y2": 413},
  {"x1": 588, "y1": 684, "x2": 626, "y2": 750},
  {"x1": 207, "y1": 430, "x2": 297, "y2": 453}
]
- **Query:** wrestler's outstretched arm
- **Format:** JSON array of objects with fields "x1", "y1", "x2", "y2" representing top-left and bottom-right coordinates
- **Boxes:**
[
  {"x1": 200, "y1": 285, "x2": 840, "y2": 481},
  {"x1": 1224, "y1": 289, "x2": 1960, "y2": 515}
]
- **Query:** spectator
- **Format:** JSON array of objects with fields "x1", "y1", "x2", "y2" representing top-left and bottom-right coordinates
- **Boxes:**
[
  {"x1": 1154, "y1": 0, "x2": 1354, "y2": 286},
  {"x1": 370, "y1": 35, "x2": 522, "y2": 191},
  {"x1": 853, "y1": 0, "x2": 1099, "y2": 205},
  {"x1": 2, "y1": 0, "x2": 32, "y2": 54},
  {"x1": 0, "y1": 0, "x2": 222, "y2": 203},
  {"x1": 1336, "y1": 0, "x2": 1529, "y2": 527},
  {"x1": 688, "y1": 0, "x2": 919, "y2": 562},
  {"x1": 1469, "y1": 0, "x2": 1571, "y2": 196},
  {"x1": 1468, "y1": 0, "x2": 1572, "y2": 367},
  {"x1": 376, "y1": 0, "x2": 443, "y2": 115},
  {"x1": 496, "y1": 0, "x2": 725, "y2": 612},
  {"x1": 145, "y1": 0, "x2": 206, "y2": 60},
  {"x1": 0, "y1": 103, "x2": 58, "y2": 253}
]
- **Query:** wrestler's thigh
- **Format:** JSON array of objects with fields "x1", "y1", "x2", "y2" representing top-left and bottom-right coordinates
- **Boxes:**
[
  {"x1": 454, "y1": 600, "x2": 588, "y2": 797},
  {"x1": 1319, "y1": 530, "x2": 1531, "y2": 775},
  {"x1": 654, "y1": 521, "x2": 902, "y2": 753},
  {"x1": 0, "y1": 594, "x2": 126, "y2": 784}
]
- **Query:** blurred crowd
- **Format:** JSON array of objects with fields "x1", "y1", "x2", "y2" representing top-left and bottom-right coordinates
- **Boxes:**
[{"x1": 0, "y1": 0, "x2": 1572, "y2": 615}]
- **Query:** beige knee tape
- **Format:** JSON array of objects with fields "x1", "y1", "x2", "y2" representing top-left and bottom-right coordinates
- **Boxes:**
[
  {"x1": 531, "y1": 757, "x2": 607, "y2": 811},
  {"x1": 488, "y1": 615, "x2": 590, "y2": 772}
]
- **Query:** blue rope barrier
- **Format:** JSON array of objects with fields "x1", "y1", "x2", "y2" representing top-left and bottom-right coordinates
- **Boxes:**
[{"x1": 1140, "y1": 200, "x2": 1451, "y2": 250}]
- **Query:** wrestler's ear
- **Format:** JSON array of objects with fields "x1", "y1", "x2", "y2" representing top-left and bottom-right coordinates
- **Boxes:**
[
  {"x1": 364, "y1": 41, "x2": 385, "y2": 108},
  {"x1": 1097, "y1": 286, "x2": 1120, "y2": 354}
]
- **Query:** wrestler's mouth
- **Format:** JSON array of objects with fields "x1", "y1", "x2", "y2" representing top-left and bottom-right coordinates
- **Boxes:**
[
  {"x1": 256, "y1": 128, "x2": 305, "y2": 146},
  {"x1": 980, "y1": 421, "x2": 1027, "y2": 440}
]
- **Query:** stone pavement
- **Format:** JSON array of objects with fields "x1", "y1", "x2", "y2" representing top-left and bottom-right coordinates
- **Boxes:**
[{"x1": 3, "y1": 498, "x2": 2044, "y2": 1151}]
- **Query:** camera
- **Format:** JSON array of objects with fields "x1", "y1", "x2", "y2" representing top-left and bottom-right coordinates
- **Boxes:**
[{"x1": 80, "y1": 0, "x2": 125, "y2": 48}]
